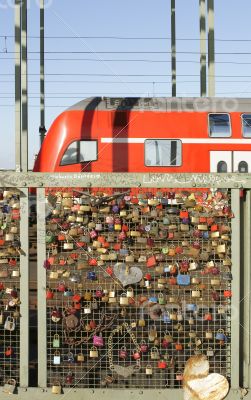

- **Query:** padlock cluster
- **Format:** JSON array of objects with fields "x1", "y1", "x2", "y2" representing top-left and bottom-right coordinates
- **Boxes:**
[
  {"x1": 45, "y1": 189, "x2": 232, "y2": 389},
  {"x1": 0, "y1": 189, "x2": 21, "y2": 387}
]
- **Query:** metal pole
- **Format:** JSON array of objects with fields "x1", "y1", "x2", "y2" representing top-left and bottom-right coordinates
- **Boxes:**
[
  {"x1": 37, "y1": 188, "x2": 47, "y2": 388},
  {"x1": 19, "y1": 188, "x2": 30, "y2": 388},
  {"x1": 231, "y1": 189, "x2": 240, "y2": 389},
  {"x1": 199, "y1": 0, "x2": 207, "y2": 96},
  {"x1": 15, "y1": 0, "x2": 21, "y2": 172},
  {"x1": 207, "y1": 0, "x2": 215, "y2": 97},
  {"x1": 39, "y1": 0, "x2": 46, "y2": 144},
  {"x1": 21, "y1": 0, "x2": 28, "y2": 171},
  {"x1": 243, "y1": 190, "x2": 251, "y2": 388},
  {"x1": 171, "y1": 0, "x2": 176, "y2": 97}
]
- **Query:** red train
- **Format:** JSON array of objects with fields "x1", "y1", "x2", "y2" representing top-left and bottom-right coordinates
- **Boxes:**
[{"x1": 33, "y1": 97, "x2": 251, "y2": 173}]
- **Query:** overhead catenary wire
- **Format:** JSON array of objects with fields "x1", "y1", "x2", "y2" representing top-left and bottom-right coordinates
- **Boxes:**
[{"x1": 2, "y1": 34, "x2": 251, "y2": 41}]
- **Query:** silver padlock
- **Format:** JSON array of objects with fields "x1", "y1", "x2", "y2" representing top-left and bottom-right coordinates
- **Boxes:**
[
  {"x1": 2, "y1": 379, "x2": 16, "y2": 394},
  {"x1": 145, "y1": 365, "x2": 153, "y2": 375},
  {"x1": 84, "y1": 302, "x2": 92, "y2": 314},
  {"x1": 53, "y1": 351, "x2": 61, "y2": 365}
]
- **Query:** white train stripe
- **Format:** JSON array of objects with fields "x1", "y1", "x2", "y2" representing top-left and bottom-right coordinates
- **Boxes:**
[{"x1": 101, "y1": 138, "x2": 251, "y2": 144}]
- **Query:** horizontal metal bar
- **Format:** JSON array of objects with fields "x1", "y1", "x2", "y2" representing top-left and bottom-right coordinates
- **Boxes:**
[
  {"x1": 0, "y1": 172, "x2": 250, "y2": 188},
  {"x1": 0, "y1": 388, "x2": 247, "y2": 400}
]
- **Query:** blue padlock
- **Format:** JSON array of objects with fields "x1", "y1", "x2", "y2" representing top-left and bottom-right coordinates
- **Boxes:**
[
  {"x1": 2, "y1": 205, "x2": 11, "y2": 213},
  {"x1": 202, "y1": 231, "x2": 209, "y2": 239},
  {"x1": 87, "y1": 271, "x2": 97, "y2": 281},
  {"x1": 112, "y1": 205, "x2": 119, "y2": 213},
  {"x1": 120, "y1": 248, "x2": 129, "y2": 256},
  {"x1": 108, "y1": 224, "x2": 114, "y2": 232},
  {"x1": 186, "y1": 303, "x2": 197, "y2": 312},
  {"x1": 148, "y1": 296, "x2": 158, "y2": 304},
  {"x1": 177, "y1": 274, "x2": 191, "y2": 286},
  {"x1": 163, "y1": 312, "x2": 171, "y2": 323},
  {"x1": 215, "y1": 330, "x2": 226, "y2": 341},
  {"x1": 182, "y1": 218, "x2": 190, "y2": 224}
]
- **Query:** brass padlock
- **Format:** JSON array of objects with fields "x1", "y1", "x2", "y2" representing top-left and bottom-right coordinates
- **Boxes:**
[
  {"x1": 192, "y1": 287, "x2": 201, "y2": 298},
  {"x1": 51, "y1": 382, "x2": 61, "y2": 394},
  {"x1": 205, "y1": 330, "x2": 213, "y2": 339},
  {"x1": 120, "y1": 293, "x2": 129, "y2": 306},
  {"x1": 90, "y1": 346, "x2": 99, "y2": 358},
  {"x1": 138, "y1": 319, "x2": 146, "y2": 327},
  {"x1": 189, "y1": 330, "x2": 196, "y2": 338},
  {"x1": 77, "y1": 353, "x2": 85, "y2": 362}
]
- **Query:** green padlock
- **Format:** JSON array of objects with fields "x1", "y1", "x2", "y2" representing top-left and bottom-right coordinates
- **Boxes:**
[
  {"x1": 45, "y1": 231, "x2": 55, "y2": 244},
  {"x1": 158, "y1": 293, "x2": 166, "y2": 305},
  {"x1": 52, "y1": 334, "x2": 60, "y2": 348}
]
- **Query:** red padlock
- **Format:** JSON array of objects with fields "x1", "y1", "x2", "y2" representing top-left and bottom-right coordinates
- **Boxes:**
[
  {"x1": 132, "y1": 351, "x2": 141, "y2": 360},
  {"x1": 74, "y1": 302, "x2": 81, "y2": 310},
  {"x1": 5, "y1": 347, "x2": 13, "y2": 357},
  {"x1": 0, "y1": 282, "x2": 4, "y2": 290},
  {"x1": 89, "y1": 258, "x2": 97, "y2": 266},
  {"x1": 89, "y1": 320, "x2": 97, "y2": 329},
  {"x1": 72, "y1": 294, "x2": 81, "y2": 302},
  {"x1": 144, "y1": 273, "x2": 152, "y2": 281},
  {"x1": 106, "y1": 266, "x2": 113, "y2": 276},
  {"x1": 57, "y1": 281, "x2": 66, "y2": 292},
  {"x1": 162, "y1": 338, "x2": 171, "y2": 348},
  {"x1": 140, "y1": 342, "x2": 148, "y2": 353},
  {"x1": 158, "y1": 360, "x2": 167, "y2": 369},
  {"x1": 224, "y1": 290, "x2": 232, "y2": 298},
  {"x1": 204, "y1": 313, "x2": 213, "y2": 321},
  {"x1": 46, "y1": 288, "x2": 54, "y2": 300},
  {"x1": 65, "y1": 372, "x2": 74, "y2": 384}
]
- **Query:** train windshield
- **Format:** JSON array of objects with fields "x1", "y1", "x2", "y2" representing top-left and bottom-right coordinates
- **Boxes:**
[
  {"x1": 145, "y1": 139, "x2": 182, "y2": 166},
  {"x1": 209, "y1": 114, "x2": 231, "y2": 137},
  {"x1": 242, "y1": 114, "x2": 251, "y2": 137},
  {"x1": 60, "y1": 140, "x2": 97, "y2": 165}
]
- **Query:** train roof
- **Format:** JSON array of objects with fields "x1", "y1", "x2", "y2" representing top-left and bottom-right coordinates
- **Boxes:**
[{"x1": 67, "y1": 97, "x2": 251, "y2": 113}]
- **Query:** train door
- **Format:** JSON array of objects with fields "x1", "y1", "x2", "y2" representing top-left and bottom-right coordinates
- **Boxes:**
[
  {"x1": 233, "y1": 151, "x2": 251, "y2": 173},
  {"x1": 210, "y1": 151, "x2": 232, "y2": 173}
]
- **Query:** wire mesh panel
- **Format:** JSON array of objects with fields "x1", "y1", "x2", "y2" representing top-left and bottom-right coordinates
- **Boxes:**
[
  {"x1": 44, "y1": 188, "x2": 232, "y2": 390},
  {"x1": 0, "y1": 189, "x2": 21, "y2": 388}
]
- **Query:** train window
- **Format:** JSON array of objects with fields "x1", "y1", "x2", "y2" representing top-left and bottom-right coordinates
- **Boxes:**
[
  {"x1": 60, "y1": 140, "x2": 97, "y2": 165},
  {"x1": 145, "y1": 139, "x2": 182, "y2": 167},
  {"x1": 209, "y1": 114, "x2": 231, "y2": 137},
  {"x1": 238, "y1": 161, "x2": 248, "y2": 173},
  {"x1": 217, "y1": 161, "x2": 228, "y2": 173},
  {"x1": 242, "y1": 114, "x2": 251, "y2": 137}
]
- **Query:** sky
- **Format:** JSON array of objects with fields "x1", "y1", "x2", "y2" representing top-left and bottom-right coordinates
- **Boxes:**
[{"x1": 1, "y1": 0, "x2": 251, "y2": 169}]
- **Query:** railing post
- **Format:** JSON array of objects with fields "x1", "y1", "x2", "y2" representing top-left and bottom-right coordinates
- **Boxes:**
[
  {"x1": 19, "y1": 187, "x2": 29, "y2": 387},
  {"x1": 37, "y1": 188, "x2": 47, "y2": 388},
  {"x1": 231, "y1": 189, "x2": 241, "y2": 389}
]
